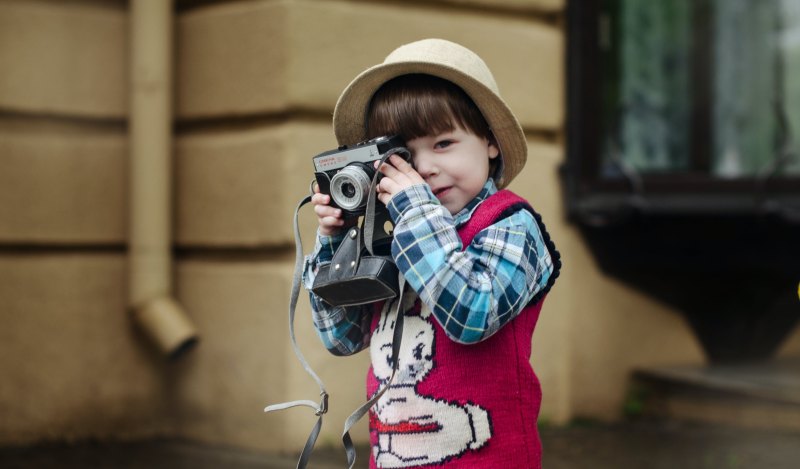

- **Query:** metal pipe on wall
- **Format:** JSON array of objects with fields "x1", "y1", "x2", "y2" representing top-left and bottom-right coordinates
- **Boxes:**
[{"x1": 129, "y1": 0, "x2": 197, "y2": 358}]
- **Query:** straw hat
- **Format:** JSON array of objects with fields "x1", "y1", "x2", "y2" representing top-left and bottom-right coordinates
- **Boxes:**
[{"x1": 333, "y1": 38, "x2": 527, "y2": 188}]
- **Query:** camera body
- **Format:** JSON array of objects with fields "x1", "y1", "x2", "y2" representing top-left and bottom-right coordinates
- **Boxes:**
[{"x1": 312, "y1": 135, "x2": 408, "y2": 219}]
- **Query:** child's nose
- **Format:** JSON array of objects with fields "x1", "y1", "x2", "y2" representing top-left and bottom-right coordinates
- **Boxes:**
[{"x1": 413, "y1": 155, "x2": 437, "y2": 179}]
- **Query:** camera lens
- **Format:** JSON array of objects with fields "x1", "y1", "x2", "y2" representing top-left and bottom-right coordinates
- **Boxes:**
[
  {"x1": 342, "y1": 183, "x2": 356, "y2": 199},
  {"x1": 330, "y1": 165, "x2": 373, "y2": 211}
]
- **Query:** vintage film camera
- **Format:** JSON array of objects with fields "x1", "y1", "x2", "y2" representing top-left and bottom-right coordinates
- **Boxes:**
[
  {"x1": 310, "y1": 135, "x2": 409, "y2": 306},
  {"x1": 312, "y1": 135, "x2": 409, "y2": 219}
]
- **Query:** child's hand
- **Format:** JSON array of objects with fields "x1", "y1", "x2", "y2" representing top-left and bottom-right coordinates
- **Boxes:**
[
  {"x1": 311, "y1": 184, "x2": 352, "y2": 236},
  {"x1": 374, "y1": 154, "x2": 425, "y2": 206}
]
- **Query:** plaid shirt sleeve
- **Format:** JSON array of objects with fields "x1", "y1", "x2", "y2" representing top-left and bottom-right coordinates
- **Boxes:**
[
  {"x1": 387, "y1": 183, "x2": 554, "y2": 344},
  {"x1": 302, "y1": 230, "x2": 375, "y2": 356}
]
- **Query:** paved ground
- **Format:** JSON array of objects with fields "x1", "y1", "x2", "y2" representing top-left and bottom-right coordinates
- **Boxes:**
[
  {"x1": 541, "y1": 419, "x2": 800, "y2": 469},
  {"x1": 2, "y1": 419, "x2": 799, "y2": 469}
]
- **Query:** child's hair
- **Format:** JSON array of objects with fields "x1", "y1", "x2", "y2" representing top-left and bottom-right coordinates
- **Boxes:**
[
  {"x1": 367, "y1": 74, "x2": 500, "y2": 178},
  {"x1": 366, "y1": 74, "x2": 491, "y2": 139}
]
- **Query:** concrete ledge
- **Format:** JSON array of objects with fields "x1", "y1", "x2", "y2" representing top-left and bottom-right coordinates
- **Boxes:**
[
  {"x1": 176, "y1": 127, "x2": 566, "y2": 247},
  {"x1": 0, "y1": 253, "x2": 168, "y2": 444},
  {"x1": 634, "y1": 358, "x2": 800, "y2": 431},
  {"x1": 180, "y1": 0, "x2": 564, "y2": 14},
  {"x1": 173, "y1": 258, "x2": 371, "y2": 451},
  {"x1": 176, "y1": 121, "x2": 334, "y2": 247},
  {"x1": 0, "y1": 0, "x2": 127, "y2": 118},
  {"x1": 0, "y1": 123, "x2": 126, "y2": 244},
  {"x1": 178, "y1": 0, "x2": 563, "y2": 131},
  {"x1": 432, "y1": 0, "x2": 564, "y2": 13}
]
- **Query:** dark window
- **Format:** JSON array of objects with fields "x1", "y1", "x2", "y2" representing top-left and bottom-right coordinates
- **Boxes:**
[
  {"x1": 564, "y1": 0, "x2": 800, "y2": 362},
  {"x1": 567, "y1": 0, "x2": 800, "y2": 215}
]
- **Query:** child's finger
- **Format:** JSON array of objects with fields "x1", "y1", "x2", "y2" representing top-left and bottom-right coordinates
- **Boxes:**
[
  {"x1": 314, "y1": 203, "x2": 342, "y2": 219},
  {"x1": 311, "y1": 192, "x2": 331, "y2": 206},
  {"x1": 318, "y1": 215, "x2": 344, "y2": 236},
  {"x1": 376, "y1": 160, "x2": 400, "y2": 179},
  {"x1": 389, "y1": 154, "x2": 414, "y2": 172},
  {"x1": 377, "y1": 175, "x2": 398, "y2": 195},
  {"x1": 320, "y1": 216, "x2": 344, "y2": 227},
  {"x1": 376, "y1": 191, "x2": 391, "y2": 206},
  {"x1": 390, "y1": 154, "x2": 424, "y2": 183}
]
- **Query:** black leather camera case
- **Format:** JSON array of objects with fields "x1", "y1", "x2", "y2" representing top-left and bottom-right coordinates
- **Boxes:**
[{"x1": 311, "y1": 226, "x2": 399, "y2": 307}]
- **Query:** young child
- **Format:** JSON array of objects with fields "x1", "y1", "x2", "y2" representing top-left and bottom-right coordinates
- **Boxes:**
[{"x1": 303, "y1": 39, "x2": 560, "y2": 469}]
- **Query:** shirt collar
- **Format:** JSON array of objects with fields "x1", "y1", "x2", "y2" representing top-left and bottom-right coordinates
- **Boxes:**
[{"x1": 453, "y1": 179, "x2": 497, "y2": 227}]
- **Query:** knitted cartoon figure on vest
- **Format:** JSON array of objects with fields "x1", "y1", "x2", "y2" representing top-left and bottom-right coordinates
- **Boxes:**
[
  {"x1": 303, "y1": 39, "x2": 561, "y2": 468},
  {"x1": 369, "y1": 293, "x2": 491, "y2": 467}
]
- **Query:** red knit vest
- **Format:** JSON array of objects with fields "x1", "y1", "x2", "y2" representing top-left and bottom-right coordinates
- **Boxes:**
[{"x1": 366, "y1": 190, "x2": 555, "y2": 469}]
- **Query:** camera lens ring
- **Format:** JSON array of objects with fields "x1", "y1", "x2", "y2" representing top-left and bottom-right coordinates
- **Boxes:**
[{"x1": 330, "y1": 165, "x2": 372, "y2": 211}]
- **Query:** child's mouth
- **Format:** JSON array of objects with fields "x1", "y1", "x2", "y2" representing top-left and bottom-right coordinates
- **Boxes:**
[{"x1": 433, "y1": 187, "x2": 451, "y2": 198}]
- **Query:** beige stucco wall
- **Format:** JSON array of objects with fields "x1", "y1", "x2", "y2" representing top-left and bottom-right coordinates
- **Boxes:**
[{"x1": 2, "y1": 0, "x2": 798, "y2": 456}]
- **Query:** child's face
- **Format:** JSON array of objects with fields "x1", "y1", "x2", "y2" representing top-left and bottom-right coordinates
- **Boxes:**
[{"x1": 406, "y1": 125, "x2": 500, "y2": 215}]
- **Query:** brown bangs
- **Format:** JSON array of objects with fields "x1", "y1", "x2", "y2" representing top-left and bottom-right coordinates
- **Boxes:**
[{"x1": 366, "y1": 74, "x2": 491, "y2": 142}]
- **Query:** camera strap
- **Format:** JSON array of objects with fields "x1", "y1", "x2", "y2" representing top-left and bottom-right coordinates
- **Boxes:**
[
  {"x1": 263, "y1": 194, "x2": 328, "y2": 469},
  {"x1": 364, "y1": 146, "x2": 410, "y2": 255},
  {"x1": 338, "y1": 146, "x2": 411, "y2": 469},
  {"x1": 265, "y1": 147, "x2": 409, "y2": 469},
  {"x1": 342, "y1": 276, "x2": 405, "y2": 468}
]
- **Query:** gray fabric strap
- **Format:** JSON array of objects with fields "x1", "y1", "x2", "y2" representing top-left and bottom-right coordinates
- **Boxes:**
[
  {"x1": 341, "y1": 146, "x2": 409, "y2": 468},
  {"x1": 342, "y1": 276, "x2": 406, "y2": 469},
  {"x1": 264, "y1": 195, "x2": 329, "y2": 469},
  {"x1": 267, "y1": 145, "x2": 409, "y2": 469}
]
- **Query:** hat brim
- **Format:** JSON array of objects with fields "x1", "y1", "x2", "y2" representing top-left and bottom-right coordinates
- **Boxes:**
[{"x1": 333, "y1": 61, "x2": 527, "y2": 189}]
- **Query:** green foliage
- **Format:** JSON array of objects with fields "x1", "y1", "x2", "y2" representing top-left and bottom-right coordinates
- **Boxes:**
[{"x1": 622, "y1": 384, "x2": 649, "y2": 418}]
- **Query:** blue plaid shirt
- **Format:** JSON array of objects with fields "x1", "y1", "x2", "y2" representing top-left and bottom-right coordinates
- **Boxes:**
[{"x1": 303, "y1": 179, "x2": 554, "y2": 355}]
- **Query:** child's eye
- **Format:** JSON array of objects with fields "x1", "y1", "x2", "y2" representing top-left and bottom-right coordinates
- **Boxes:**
[{"x1": 434, "y1": 140, "x2": 453, "y2": 149}]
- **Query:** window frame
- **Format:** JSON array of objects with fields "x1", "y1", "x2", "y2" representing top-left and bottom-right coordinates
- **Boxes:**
[{"x1": 564, "y1": 0, "x2": 800, "y2": 224}]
